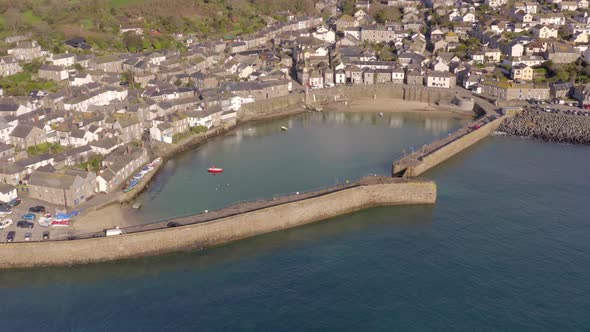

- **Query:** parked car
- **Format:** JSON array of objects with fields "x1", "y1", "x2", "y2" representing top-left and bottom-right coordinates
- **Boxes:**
[
  {"x1": 6, "y1": 231, "x2": 15, "y2": 242},
  {"x1": 42, "y1": 231, "x2": 50, "y2": 240},
  {"x1": 17, "y1": 220, "x2": 34, "y2": 228},
  {"x1": 0, "y1": 218, "x2": 13, "y2": 229},
  {"x1": 21, "y1": 213, "x2": 36, "y2": 220},
  {"x1": 6, "y1": 198, "x2": 21, "y2": 208},
  {"x1": 24, "y1": 232, "x2": 32, "y2": 241},
  {"x1": 29, "y1": 206, "x2": 46, "y2": 213},
  {"x1": 167, "y1": 222, "x2": 182, "y2": 228},
  {"x1": 0, "y1": 205, "x2": 12, "y2": 215}
]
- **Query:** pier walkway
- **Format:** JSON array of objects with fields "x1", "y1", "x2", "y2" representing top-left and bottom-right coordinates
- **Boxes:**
[{"x1": 392, "y1": 91, "x2": 505, "y2": 178}]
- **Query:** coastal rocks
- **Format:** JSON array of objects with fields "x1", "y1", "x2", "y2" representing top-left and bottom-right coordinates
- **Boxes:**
[{"x1": 498, "y1": 109, "x2": 590, "y2": 144}]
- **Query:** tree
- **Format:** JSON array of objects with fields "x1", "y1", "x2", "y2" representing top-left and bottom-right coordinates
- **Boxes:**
[
  {"x1": 555, "y1": 68, "x2": 569, "y2": 82},
  {"x1": 342, "y1": 0, "x2": 354, "y2": 15},
  {"x1": 123, "y1": 32, "x2": 143, "y2": 52},
  {"x1": 375, "y1": 9, "x2": 387, "y2": 24}
]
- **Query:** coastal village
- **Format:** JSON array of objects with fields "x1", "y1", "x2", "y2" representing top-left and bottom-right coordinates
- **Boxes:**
[{"x1": 1, "y1": 0, "x2": 590, "y2": 240}]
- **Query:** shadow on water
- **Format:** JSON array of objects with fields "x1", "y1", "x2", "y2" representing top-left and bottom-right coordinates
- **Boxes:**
[{"x1": 0, "y1": 205, "x2": 434, "y2": 287}]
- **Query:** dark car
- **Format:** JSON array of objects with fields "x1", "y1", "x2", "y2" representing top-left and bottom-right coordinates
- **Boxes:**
[
  {"x1": 17, "y1": 220, "x2": 34, "y2": 228},
  {"x1": 6, "y1": 198, "x2": 21, "y2": 208},
  {"x1": 0, "y1": 205, "x2": 11, "y2": 213},
  {"x1": 29, "y1": 206, "x2": 46, "y2": 213},
  {"x1": 42, "y1": 231, "x2": 50, "y2": 240},
  {"x1": 167, "y1": 222, "x2": 182, "y2": 228},
  {"x1": 6, "y1": 231, "x2": 15, "y2": 242}
]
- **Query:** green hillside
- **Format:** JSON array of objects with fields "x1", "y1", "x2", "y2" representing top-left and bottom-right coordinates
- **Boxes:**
[{"x1": 0, "y1": 0, "x2": 315, "y2": 53}]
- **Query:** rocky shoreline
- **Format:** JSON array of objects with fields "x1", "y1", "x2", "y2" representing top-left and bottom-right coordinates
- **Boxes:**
[{"x1": 498, "y1": 109, "x2": 590, "y2": 144}]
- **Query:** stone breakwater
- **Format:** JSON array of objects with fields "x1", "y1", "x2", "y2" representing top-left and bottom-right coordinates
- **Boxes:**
[
  {"x1": 499, "y1": 109, "x2": 590, "y2": 144},
  {"x1": 0, "y1": 178, "x2": 436, "y2": 269}
]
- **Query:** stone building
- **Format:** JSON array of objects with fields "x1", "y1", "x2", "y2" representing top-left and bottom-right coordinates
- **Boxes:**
[
  {"x1": 7, "y1": 40, "x2": 42, "y2": 61},
  {"x1": 511, "y1": 63, "x2": 534, "y2": 81},
  {"x1": 27, "y1": 169, "x2": 96, "y2": 207},
  {"x1": 482, "y1": 81, "x2": 550, "y2": 100},
  {"x1": 38, "y1": 64, "x2": 69, "y2": 81},
  {"x1": 0, "y1": 56, "x2": 22, "y2": 77},
  {"x1": 545, "y1": 42, "x2": 580, "y2": 63},
  {"x1": 9, "y1": 124, "x2": 47, "y2": 149},
  {"x1": 426, "y1": 71, "x2": 456, "y2": 88}
]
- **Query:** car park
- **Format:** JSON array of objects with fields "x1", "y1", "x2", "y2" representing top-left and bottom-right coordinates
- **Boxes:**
[
  {"x1": 6, "y1": 231, "x2": 15, "y2": 242},
  {"x1": 29, "y1": 206, "x2": 46, "y2": 213},
  {"x1": 0, "y1": 218, "x2": 13, "y2": 229},
  {"x1": 22, "y1": 213, "x2": 36, "y2": 220},
  {"x1": 17, "y1": 220, "x2": 34, "y2": 228}
]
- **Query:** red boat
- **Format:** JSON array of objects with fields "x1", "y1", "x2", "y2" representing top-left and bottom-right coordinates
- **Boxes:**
[
  {"x1": 207, "y1": 166, "x2": 224, "y2": 174},
  {"x1": 51, "y1": 219, "x2": 70, "y2": 227}
]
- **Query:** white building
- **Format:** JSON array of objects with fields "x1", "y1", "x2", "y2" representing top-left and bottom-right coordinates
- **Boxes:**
[
  {"x1": 312, "y1": 26, "x2": 336, "y2": 43},
  {"x1": 0, "y1": 184, "x2": 17, "y2": 203},
  {"x1": 52, "y1": 53, "x2": 76, "y2": 67}
]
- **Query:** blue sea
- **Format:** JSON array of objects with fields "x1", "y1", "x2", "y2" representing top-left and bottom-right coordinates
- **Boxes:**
[{"x1": 0, "y1": 112, "x2": 589, "y2": 331}]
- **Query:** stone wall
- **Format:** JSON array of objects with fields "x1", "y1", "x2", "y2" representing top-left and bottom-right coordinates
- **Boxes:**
[
  {"x1": 0, "y1": 180, "x2": 436, "y2": 269},
  {"x1": 239, "y1": 85, "x2": 462, "y2": 122},
  {"x1": 404, "y1": 116, "x2": 506, "y2": 177},
  {"x1": 239, "y1": 94, "x2": 306, "y2": 122}
]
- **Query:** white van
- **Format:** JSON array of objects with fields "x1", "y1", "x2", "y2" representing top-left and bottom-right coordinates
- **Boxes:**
[{"x1": 105, "y1": 227, "x2": 123, "y2": 237}]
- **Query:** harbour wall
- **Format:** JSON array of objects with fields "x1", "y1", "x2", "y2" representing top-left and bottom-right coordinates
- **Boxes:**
[
  {"x1": 0, "y1": 179, "x2": 436, "y2": 269},
  {"x1": 394, "y1": 115, "x2": 506, "y2": 178},
  {"x1": 239, "y1": 85, "x2": 463, "y2": 121}
]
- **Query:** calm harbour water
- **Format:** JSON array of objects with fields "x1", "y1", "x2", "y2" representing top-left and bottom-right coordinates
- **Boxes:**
[
  {"x1": 135, "y1": 112, "x2": 469, "y2": 221},
  {"x1": 1, "y1": 112, "x2": 589, "y2": 331}
]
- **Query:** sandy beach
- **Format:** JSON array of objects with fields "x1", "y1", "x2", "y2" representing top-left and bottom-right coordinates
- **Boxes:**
[{"x1": 323, "y1": 98, "x2": 475, "y2": 118}]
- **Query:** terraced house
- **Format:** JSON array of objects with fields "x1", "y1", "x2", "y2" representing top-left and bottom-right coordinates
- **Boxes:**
[
  {"x1": 63, "y1": 87, "x2": 128, "y2": 112},
  {"x1": 97, "y1": 145, "x2": 148, "y2": 193}
]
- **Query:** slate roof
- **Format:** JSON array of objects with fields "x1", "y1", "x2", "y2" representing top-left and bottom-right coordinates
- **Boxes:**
[
  {"x1": 9, "y1": 124, "x2": 35, "y2": 138},
  {"x1": 28, "y1": 171, "x2": 79, "y2": 189}
]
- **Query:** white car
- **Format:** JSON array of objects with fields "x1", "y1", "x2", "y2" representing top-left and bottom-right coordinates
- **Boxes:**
[{"x1": 0, "y1": 218, "x2": 13, "y2": 229}]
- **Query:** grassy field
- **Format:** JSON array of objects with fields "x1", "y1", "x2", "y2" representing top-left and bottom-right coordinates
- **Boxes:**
[
  {"x1": 0, "y1": 72, "x2": 59, "y2": 96},
  {"x1": 27, "y1": 142, "x2": 65, "y2": 157},
  {"x1": 22, "y1": 10, "x2": 43, "y2": 25},
  {"x1": 110, "y1": 0, "x2": 147, "y2": 8}
]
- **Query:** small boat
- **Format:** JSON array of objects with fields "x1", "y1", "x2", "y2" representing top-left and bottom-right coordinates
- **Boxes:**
[
  {"x1": 52, "y1": 213, "x2": 71, "y2": 227},
  {"x1": 51, "y1": 219, "x2": 70, "y2": 227},
  {"x1": 379, "y1": 112, "x2": 384, "y2": 117},
  {"x1": 281, "y1": 126, "x2": 288, "y2": 131},
  {"x1": 207, "y1": 166, "x2": 224, "y2": 174}
]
